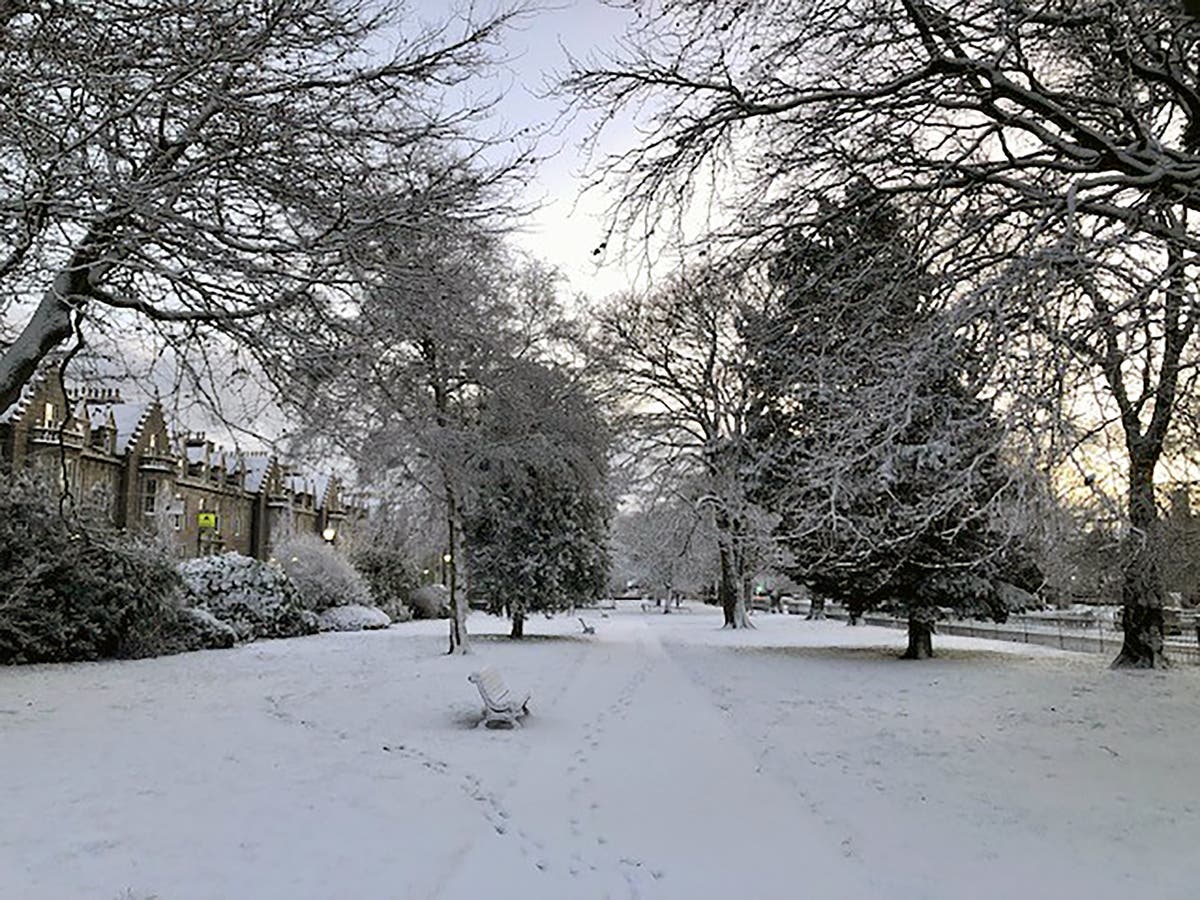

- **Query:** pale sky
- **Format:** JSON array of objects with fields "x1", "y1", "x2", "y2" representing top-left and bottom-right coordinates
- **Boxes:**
[{"x1": 410, "y1": 0, "x2": 643, "y2": 302}]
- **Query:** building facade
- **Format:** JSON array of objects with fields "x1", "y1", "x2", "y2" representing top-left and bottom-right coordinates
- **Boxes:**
[{"x1": 0, "y1": 373, "x2": 356, "y2": 559}]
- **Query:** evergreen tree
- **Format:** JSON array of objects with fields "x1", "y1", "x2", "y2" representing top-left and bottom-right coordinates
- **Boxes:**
[
  {"x1": 463, "y1": 360, "x2": 611, "y2": 638},
  {"x1": 744, "y1": 182, "x2": 1038, "y2": 657}
]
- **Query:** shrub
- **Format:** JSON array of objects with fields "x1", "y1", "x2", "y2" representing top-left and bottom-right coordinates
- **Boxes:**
[
  {"x1": 348, "y1": 540, "x2": 415, "y2": 623},
  {"x1": 179, "y1": 552, "x2": 317, "y2": 641},
  {"x1": 120, "y1": 605, "x2": 239, "y2": 658},
  {"x1": 172, "y1": 608, "x2": 239, "y2": 650},
  {"x1": 274, "y1": 532, "x2": 373, "y2": 612},
  {"x1": 318, "y1": 604, "x2": 391, "y2": 631},
  {"x1": 0, "y1": 475, "x2": 184, "y2": 664},
  {"x1": 409, "y1": 584, "x2": 450, "y2": 620}
]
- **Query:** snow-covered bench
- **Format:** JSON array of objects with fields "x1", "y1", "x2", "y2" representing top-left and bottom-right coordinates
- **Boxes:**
[{"x1": 468, "y1": 667, "x2": 530, "y2": 729}]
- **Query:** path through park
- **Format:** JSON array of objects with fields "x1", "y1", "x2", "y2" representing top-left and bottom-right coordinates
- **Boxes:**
[{"x1": 2, "y1": 607, "x2": 1197, "y2": 899}]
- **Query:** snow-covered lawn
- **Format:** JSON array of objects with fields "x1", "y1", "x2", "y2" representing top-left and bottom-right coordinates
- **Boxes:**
[{"x1": 2, "y1": 606, "x2": 1197, "y2": 899}]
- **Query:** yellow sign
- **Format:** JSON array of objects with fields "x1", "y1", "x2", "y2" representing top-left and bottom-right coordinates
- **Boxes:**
[{"x1": 197, "y1": 512, "x2": 218, "y2": 530}]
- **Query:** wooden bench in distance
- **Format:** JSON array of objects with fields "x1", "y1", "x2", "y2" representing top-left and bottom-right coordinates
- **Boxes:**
[{"x1": 468, "y1": 666, "x2": 531, "y2": 729}]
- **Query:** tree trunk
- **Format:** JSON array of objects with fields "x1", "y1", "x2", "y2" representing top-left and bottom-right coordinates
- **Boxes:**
[
  {"x1": 731, "y1": 591, "x2": 752, "y2": 628},
  {"x1": 713, "y1": 509, "x2": 752, "y2": 627},
  {"x1": 444, "y1": 482, "x2": 469, "y2": 655},
  {"x1": 1113, "y1": 453, "x2": 1168, "y2": 668},
  {"x1": 718, "y1": 540, "x2": 740, "y2": 627},
  {"x1": 902, "y1": 612, "x2": 935, "y2": 660},
  {"x1": 0, "y1": 218, "x2": 130, "y2": 413},
  {"x1": 0, "y1": 270, "x2": 81, "y2": 413},
  {"x1": 717, "y1": 542, "x2": 753, "y2": 628},
  {"x1": 734, "y1": 565, "x2": 753, "y2": 628},
  {"x1": 510, "y1": 610, "x2": 525, "y2": 639}
]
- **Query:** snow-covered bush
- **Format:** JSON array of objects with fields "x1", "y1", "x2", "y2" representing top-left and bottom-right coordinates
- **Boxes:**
[
  {"x1": 179, "y1": 552, "x2": 317, "y2": 641},
  {"x1": 317, "y1": 604, "x2": 391, "y2": 632},
  {"x1": 0, "y1": 475, "x2": 184, "y2": 664},
  {"x1": 409, "y1": 584, "x2": 450, "y2": 620},
  {"x1": 172, "y1": 608, "x2": 239, "y2": 650},
  {"x1": 274, "y1": 533, "x2": 373, "y2": 612},
  {"x1": 120, "y1": 606, "x2": 239, "y2": 658}
]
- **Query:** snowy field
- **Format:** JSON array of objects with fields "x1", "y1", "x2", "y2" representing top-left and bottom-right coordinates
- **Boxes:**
[{"x1": 2, "y1": 605, "x2": 1197, "y2": 900}]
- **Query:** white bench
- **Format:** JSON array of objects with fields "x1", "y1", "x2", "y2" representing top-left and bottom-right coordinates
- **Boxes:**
[{"x1": 468, "y1": 667, "x2": 531, "y2": 729}]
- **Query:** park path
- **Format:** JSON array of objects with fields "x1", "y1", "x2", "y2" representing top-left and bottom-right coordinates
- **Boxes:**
[{"x1": 429, "y1": 615, "x2": 875, "y2": 899}]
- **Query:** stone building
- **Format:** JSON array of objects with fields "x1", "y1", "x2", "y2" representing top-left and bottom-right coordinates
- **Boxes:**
[{"x1": 0, "y1": 373, "x2": 356, "y2": 559}]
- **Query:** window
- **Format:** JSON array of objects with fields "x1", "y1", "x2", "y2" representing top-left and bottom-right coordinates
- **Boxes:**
[
  {"x1": 149, "y1": 432, "x2": 157, "y2": 451},
  {"x1": 42, "y1": 401, "x2": 54, "y2": 428},
  {"x1": 142, "y1": 478, "x2": 158, "y2": 514}
]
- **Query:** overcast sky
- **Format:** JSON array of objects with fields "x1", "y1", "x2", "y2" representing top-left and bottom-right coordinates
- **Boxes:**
[{"x1": 410, "y1": 0, "x2": 641, "y2": 302}]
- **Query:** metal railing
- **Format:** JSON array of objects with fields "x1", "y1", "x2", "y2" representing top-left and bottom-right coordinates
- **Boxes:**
[{"x1": 807, "y1": 606, "x2": 1200, "y2": 666}]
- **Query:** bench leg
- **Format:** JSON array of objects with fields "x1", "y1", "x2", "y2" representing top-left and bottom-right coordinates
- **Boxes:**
[{"x1": 478, "y1": 712, "x2": 520, "y2": 729}]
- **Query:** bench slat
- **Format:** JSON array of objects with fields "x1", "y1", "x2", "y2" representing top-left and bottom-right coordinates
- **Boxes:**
[
  {"x1": 469, "y1": 667, "x2": 529, "y2": 726},
  {"x1": 480, "y1": 672, "x2": 509, "y2": 705}
]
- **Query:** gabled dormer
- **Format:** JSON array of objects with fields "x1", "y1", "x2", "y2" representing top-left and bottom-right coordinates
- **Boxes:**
[
  {"x1": 10, "y1": 374, "x2": 88, "y2": 449},
  {"x1": 130, "y1": 404, "x2": 175, "y2": 474}
]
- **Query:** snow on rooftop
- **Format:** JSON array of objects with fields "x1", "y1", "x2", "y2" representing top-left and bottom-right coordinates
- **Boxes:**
[
  {"x1": 312, "y1": 473, "x2": 332, "y2": 509},
  {"x1": 86, "y1": 405, "x2": 113, "y2": 430},
  {"x1": 285, "y1": 472, "x2": 313, "y2": 496},
  {"x1": 242, "y1": 454, "x2": 273, "y2": 493},
  {"x1": 0, "y1": 381, "x2": 37, "y2": 424}
]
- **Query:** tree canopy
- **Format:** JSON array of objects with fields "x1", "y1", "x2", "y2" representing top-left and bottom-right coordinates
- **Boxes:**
[
  {"x1": 463, "y1": 359, "x2": 612, "y2": 638},
  {"x1": 0, "y1": 0, "x2": 525, "y2": 413}
]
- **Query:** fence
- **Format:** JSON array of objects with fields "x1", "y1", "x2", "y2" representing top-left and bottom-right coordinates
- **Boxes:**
[{"x1": 813, "y1": 607, "x2": 1200, "y2": 665}]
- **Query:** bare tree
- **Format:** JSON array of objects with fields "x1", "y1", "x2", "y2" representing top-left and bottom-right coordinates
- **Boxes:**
[
  {"x1": 593, "y1": 265, "x2": 763, "y2": 627},
  {"x1": 610, "y1": 488, "x2": 721, "y2": 606},
  {"x1": 292, "y1": 220, "x2": 583, "y2": 653},
  {"x1": 990, "y1": 223, "x2": 1199, "y2": 666},
  {"x1": 0, "y1": 0, "x2": 525, "y2": 413},
  {"x1": 566, "y1": 0, "x2": 1200, "y2": 666}
]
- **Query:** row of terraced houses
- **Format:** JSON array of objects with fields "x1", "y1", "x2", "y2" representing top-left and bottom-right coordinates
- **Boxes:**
[{"x1": 0, "y1": 372, "x2": 357, "y2": 560}]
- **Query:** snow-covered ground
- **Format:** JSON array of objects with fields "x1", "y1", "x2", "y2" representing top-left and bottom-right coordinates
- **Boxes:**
[{"x1": 2, "y1": 605, "x2": 1197, "y2": 899}]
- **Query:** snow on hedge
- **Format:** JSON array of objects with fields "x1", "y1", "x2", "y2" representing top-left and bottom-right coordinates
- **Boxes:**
[
  {"x1": 179, "y1": 553, "x2": 318, "y2": 642},
  {"x1": 274, "y1": 533, "x2": 374, "y2": 612},
  {"x1": 173, "y1": 607, "x2": 238, "y2": 650},
  {"x1": 317, "y1": 604, "x2": 391, "y2": 632}
]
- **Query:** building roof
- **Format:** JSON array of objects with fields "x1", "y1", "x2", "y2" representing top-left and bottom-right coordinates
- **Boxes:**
[
  {"x1": 312, "y1": 473, "x2": 332, "y2": 510},
  {"x1": 216, "y1": 450, "x2": 242, "y2": 473},
  {"x1": 86, "y1": 404, "x2": 115, "y2": 431},
  {"x1": 0, "y1": 380, "x2": 38, "y2": 424},
  {"x1": 242, "y1": 453, "x2": 274, "y2": 493},
  {"x1": 103, "y1": 402, "x2": 153, "y2": 453},
  {"x1": 284, "y1": 472, "x2": 314, "y2": 497}
]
